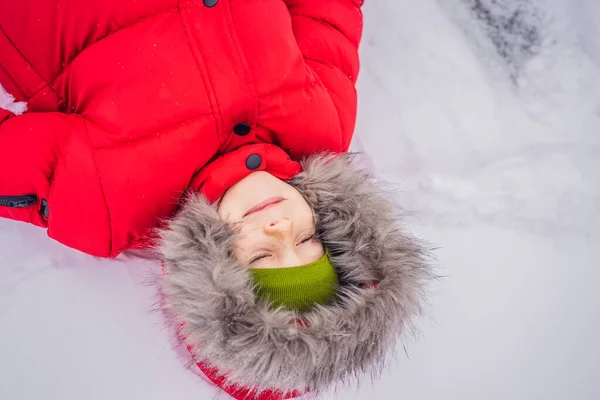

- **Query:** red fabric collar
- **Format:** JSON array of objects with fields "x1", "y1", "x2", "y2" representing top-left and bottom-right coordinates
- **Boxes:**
[
  {"x1": 191, "y1": 144, "x2": 303, "y2": 203},
  {"x1": 194, "y1": 358, "x2": 304, "y2": 400}
]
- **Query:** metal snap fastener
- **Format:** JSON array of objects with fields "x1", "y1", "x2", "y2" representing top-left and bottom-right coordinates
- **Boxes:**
[
  {"x1": 233, "y1": 122, "x2": 252, "y2": 136},
  {"x1": 245, "y1": 154, "x2": 262, "y2": 170}
]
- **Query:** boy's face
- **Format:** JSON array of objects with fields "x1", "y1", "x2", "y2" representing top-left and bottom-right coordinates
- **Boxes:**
[{"x1": 217, "y1": 171, "x2": 324, "y2": 269}]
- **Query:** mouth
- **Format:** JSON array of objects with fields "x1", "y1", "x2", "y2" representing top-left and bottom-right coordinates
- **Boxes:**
[{"x1": 243, "y1": 197, "x2": 285, "y2": 217}]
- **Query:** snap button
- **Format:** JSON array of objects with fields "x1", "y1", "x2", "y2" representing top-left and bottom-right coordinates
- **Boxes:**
[
  {"x1": 245, "y1": 154, "x2": 262, "y2": 170},
  {"x1": 233, "y1": 122, "x2": 252, "y2": 136},
  {"x1": 203, "y1": 0, "x2": 218, "y2": 7}
]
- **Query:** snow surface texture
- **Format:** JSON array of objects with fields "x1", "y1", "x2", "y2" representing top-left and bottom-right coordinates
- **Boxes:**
[
  {"x1": 1, "y1": 0, "x2": 599, "y2": 399},
  {"x1": 0, "y1": 81, "x2": 27, "y2": 115}
]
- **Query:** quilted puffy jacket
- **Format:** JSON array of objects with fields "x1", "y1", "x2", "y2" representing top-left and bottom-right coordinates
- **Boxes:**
[{"x1": 0, "y1": 0, "x2": 363, "y2": 258}]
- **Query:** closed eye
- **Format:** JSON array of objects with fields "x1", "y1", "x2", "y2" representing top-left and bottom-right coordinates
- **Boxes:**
[
  {"x1": 297, "y1": 234, "x2": 316, "y2": 246},
  {"x1": 249, "y1": 253, "x2": 270, "y2": 264}
]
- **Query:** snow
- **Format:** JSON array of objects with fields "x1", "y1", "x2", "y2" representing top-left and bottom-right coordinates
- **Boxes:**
[
  {"x1": 0, "y1": 81, "x2": 27, "y2": 115},
  {"x1": 1, "y1": 0, "x2": 599, "y2": 399}
]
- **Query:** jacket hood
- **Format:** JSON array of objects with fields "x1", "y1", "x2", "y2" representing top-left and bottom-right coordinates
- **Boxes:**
[{"x1": 158, "y1": 153, "x2": 432, "y2": 395}]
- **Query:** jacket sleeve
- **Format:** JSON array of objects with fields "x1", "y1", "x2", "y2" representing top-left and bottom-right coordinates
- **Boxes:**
[
  {"x1": 284, "y1": 0, "x2": 363, "y2": 151},
  {"x1": 0, "y1": 113, "x2": 61, "y2": 228},
  {"x1": 0, "y1": 112, "x2": 112, "y2": 257}
]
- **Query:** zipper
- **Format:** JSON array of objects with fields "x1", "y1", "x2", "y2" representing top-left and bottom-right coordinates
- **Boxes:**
[{"x1": 0, "y1": 194, "x2": 38, "y2": 208}]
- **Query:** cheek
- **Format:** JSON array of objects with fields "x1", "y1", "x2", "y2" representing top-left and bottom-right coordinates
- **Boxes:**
[
  {"x1": 232, "y1": 245, "x2": 247, "y2": 265},
  {"x1": 299, "y1": 206, "x2": 317, "y2": 227},
  {"x1": 311, "y1": 242, "x2": 326, "y2": 256},
  {"x1": 298, "y1": 242, "x2": 325, "y2": 264},
  {"x1": 231, "y1": 224, "x2": 261, "y2": 257},
  {"x1": 217, "y1": 199, "x2": 241, "y2": 223},
  {"x1": 231, "y1": 235, "x2": 253, "y2": 264},
  {"x1": 216, "y1": 206, "x2": 227, "y2": 221},
  {"x1": 216, "y1": 197, "x2": 229, "y2": 219}
]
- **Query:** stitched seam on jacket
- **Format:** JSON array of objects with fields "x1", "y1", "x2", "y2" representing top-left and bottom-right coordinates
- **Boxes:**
[
  {"x1": 221, "y1": 0, "x2": 260, "y2": 129},
  {"x1": 176, "y1": 1, "x2": 223, "y2": 146},
  {"x1": 82, "y1": 116, "x2": 113, "y2": 257},
  {"x1": 288, "y1": 9, "x2": 362, "y2": 48},
  {"x1": 0, "y1": 25, "x2": 63, "y2": 104},
  {"x1": 304, "y1": 57, "x2": 352, "y2": 150},
  {"x1": 1, "y1": 8, "x2": 179, "y2": 107},
  {"x1": 47, "y1": 7, "x2": 179, "y2": 97}
]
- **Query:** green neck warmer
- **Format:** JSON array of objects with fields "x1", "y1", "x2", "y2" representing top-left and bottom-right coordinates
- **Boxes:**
[{"x1": 250, "y1": 254, "x2": 339, "y2": 312}]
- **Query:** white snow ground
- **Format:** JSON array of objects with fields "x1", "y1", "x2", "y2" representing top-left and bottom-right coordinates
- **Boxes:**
[{"x1": 1, "y1": 0, "x2": 599, "y2": 399}]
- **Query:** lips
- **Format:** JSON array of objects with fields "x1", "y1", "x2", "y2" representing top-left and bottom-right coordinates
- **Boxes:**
[{"x1": 243, "y1": 197, "x2": 284, "y2": 217}]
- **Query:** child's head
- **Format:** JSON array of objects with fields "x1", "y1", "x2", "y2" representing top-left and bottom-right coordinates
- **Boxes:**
[
  {"x1": 158, "y1": 153, "x2": 431, "y2": 393},
  {"x1": 216, "y1": 170, "x2": 325, "y2": 270},
  {"x1": 216, "y1": 170, "x2": 338, "y2": 311}
]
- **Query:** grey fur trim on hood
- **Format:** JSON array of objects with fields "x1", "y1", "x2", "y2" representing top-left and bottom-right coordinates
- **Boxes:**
[{"x1": 158, "y1": 153, "x2": 432, "y2": 394}]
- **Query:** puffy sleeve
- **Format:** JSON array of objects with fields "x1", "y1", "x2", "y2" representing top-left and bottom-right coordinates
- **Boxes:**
[
  {"x1": 0, "y1": 113, "x2": 64, "y2": 228},
  {"x1": 0, "y1": 112, "x2": 112, "y2": 257},
  {"x1": 284, "y1": 0, "x2": 364, "y2": 150}
]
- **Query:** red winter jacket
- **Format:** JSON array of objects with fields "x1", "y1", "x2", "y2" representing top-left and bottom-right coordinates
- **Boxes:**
[{"x1": 0, "y1": 0, "x2": 362, "y2": 259}]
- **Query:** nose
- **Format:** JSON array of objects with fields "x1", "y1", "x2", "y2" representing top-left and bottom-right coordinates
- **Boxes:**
[{"x1": 263, "y1": 218, "x2": 293, "y2": 240}]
